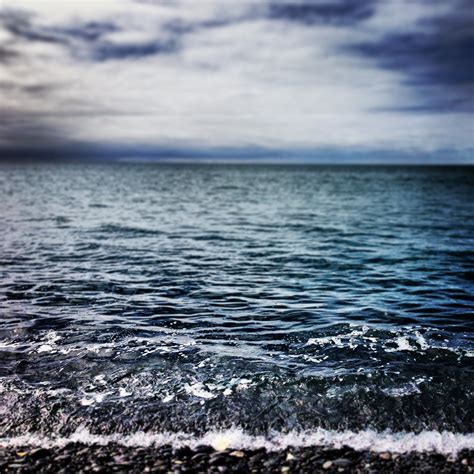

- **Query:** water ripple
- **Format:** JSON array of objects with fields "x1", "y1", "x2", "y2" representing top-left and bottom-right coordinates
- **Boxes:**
[{"x1": 0, "y1": 163, "x2": 473, "y2": 438}]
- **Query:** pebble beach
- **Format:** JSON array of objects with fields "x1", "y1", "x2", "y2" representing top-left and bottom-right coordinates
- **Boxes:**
[{"x1": 0, "y1": 444, "x2": 472, "y2": 473}]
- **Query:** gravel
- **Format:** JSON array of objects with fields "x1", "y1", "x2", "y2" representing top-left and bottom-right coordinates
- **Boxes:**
[{"x1": 0, "y1": 444, "x2": 472, "y2": 473}]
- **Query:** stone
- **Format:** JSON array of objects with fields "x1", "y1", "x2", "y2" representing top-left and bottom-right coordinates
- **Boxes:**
[
  {"x1": 173, "y1": 447, "x2": 192, "y2": 457},
  {"x1": 190, "y1": 453, "x2": 207, "y2": 462},
  {"x1": 209, "y1": 454, "x2": 226, "y2": 466},
  {"x1": 229, "y1": 450, "x2": 245, "y2": 458},
  {"x1": 30, "y1": 448, "x2": 50, "y2": 459},
  {"x1": 322, "y1": 460, "x2": 333, "y2": 469},
  {"x1": 333, "y1": 458, "x2": 352, "y2": 467},
  {"x1": 195, "y1": 445, "x2": 214, "y2": 454},
  {"x1": 379, "y1": 452, "x2": 391, "y2": 460}
]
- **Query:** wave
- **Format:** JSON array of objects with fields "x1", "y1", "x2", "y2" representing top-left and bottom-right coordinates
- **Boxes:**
[{"x1": 1, "y1": 428, "x2": 472, "y2": 455}]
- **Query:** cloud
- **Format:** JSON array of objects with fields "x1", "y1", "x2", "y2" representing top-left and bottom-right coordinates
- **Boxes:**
[
  {"x1": 268, "y1": 0, "x2": 377, "y2": 26},
  {"x1": 0, "y1": 0, "x2": 472, "y2": 161},
  {"x1": 349, "y1": 0, "x2": 474, "y2": 113}
]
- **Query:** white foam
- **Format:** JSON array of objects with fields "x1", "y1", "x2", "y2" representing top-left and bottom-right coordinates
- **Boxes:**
[
  {"x1": 0, "y1": 428, "x2": 472, "y2": 455},
  {"x1": 35, "y1": 331, "x2": 62, "y2": 354},
  {"x1": 387, "y1": 336, "x2": 415, "y2": 352},
  {"x1": 37, "y1": 344, "x2": 55, "y2": 353},
  {"x1": 184, "y1": 382, "x2": 216, "y2": 399},
  {"x1": 305, "y1": 325, "x2": 472, "y2": 358}
]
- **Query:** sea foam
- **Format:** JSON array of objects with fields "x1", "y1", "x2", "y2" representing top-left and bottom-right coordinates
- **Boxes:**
[{"x1": 1, "y1": 428, "x2": 472, "y2": 455}]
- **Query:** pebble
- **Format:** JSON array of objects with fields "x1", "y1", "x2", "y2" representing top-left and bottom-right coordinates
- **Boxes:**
[
  {"x1": 173, "y1": 446, "x2": 192, "y2": 457},
  {"x1": 30, "y1": 447, "x2": 50, "y2": 459},
  {"x1": 251, "y1": 452, "x2": 266, "y2": 464},
  {"x1": 209, "y1": 454, "x2": 226, "y2": 466},
  {"x1": 195, "y1": 445, "x2": 214, "y2": 454},
  {"x1": 333, "y1": 458, "x2": 352, "y2": 467},
  {"x1": 153, "y1": 461, "x2": 167, "y2": 469},
  {"x1": 264, "y1": 458, "x2": 279, "y2": 468},
  {"x1": 190, "y1": 453, "x2": 207, "y2": 462},
  {"x1": 55, "y1": 454, "x2": 71, "y2": 462},
  {"x1": 0, "y1": 443, "x2": 471, "y2": 473}
]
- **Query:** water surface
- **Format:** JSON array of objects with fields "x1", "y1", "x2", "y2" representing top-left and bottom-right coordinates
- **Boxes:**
[{"x1": 0, "y1": 163, "x2": 473, "y2": 450}]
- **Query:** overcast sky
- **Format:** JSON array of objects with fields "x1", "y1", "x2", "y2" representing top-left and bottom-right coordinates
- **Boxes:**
[{"x1": 0, "y1": 0, "x2": 473, "y2": 161}]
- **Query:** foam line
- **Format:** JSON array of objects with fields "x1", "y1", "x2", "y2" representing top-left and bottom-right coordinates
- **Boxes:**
[{"x1": 1, "y1": 428, "x2": 472, "y2": 455}]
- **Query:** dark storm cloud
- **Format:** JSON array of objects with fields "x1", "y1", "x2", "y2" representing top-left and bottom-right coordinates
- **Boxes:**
[
  {"x1": 91, "y1": 38, "x2": 178, "y2": 60},
  {"x1": 54, "y1": 22, "x2": 117, "y2": 42},
  {"x1": 1, "y1": 9, "x2": 64, "y2": 44},
  {"x1": 0, "y1": 80, "x2": 56, "y2": 97},
  {"x1": 348, "y1": 0, "x2": 474, "y2": 112},
  {"x1": 0, "y1": 9, "x2": 119, "y2": 61},
  {"x1": 0, "y1": 7, "x2": 231, "y2": 62},
  {"x1": 0, "y1": 107, "x2": 77, "y2": 161},
  {"x1": 88, "y1": 0, "x2": 377, "y2": 61},
  {"x1": 269, "y1": 0, "x2": 377, "y2": 25},
  {"x1": 0, "y1": 9, "x2": 170, "y2": 62},
  {"x1": 0, "y1": 45, "x2": 18, "y2": 64},
  {"x1": 1, "y1": 10, "x2": 117, "y2": 47}
]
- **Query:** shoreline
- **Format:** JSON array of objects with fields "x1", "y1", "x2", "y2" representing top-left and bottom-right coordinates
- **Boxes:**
[{"x1": 0, "y1": 443, "x2": 472, "y2": 473}]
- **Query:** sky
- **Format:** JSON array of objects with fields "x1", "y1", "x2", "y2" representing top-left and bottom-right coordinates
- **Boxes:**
[{"x1": 0, "y1": 0, "x2": 473, "y2": 162}]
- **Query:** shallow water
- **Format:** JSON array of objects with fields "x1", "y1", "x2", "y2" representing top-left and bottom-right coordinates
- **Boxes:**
[{"x1": 0, "y1": 163, "x2": 473, "y2": 451}]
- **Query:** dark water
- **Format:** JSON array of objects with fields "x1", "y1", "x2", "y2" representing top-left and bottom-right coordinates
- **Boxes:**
[{"x1": 0, "y1": 163, "x2": 473, "y2": 449}]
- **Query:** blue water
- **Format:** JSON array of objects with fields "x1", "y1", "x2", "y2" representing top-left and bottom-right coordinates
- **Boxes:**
[{"x1": 0, "y1": 163, "x2": 473, "y2": 441}]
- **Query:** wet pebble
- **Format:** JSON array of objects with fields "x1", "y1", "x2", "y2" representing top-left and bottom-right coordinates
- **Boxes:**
[
  {"x1": 229, "y1": 450, "x2": 244, "y2": 458},
  {"x1": 323, "y1": 460, "x2": 333, "y2": 469},
  {"x1": 333, "y1": 458, "x2": 352, "y2": 467},
  {"x1": 0, "y1": 443, "x2": 471, "y2": 473}
]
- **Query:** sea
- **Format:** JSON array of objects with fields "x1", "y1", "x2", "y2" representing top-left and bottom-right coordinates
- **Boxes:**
[{"x1": 0, "y1": 162, "x2": 473, "y2": 454}]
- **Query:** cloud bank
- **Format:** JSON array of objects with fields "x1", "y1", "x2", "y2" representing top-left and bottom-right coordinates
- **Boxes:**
[{"x1": 0, "y1": 0, "x2": 473, "y2": 161}]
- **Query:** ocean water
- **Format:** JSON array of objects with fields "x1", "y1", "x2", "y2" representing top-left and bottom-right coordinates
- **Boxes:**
[{"x1": 0, "y1": 163, "x2": 473, "y2": 453}]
